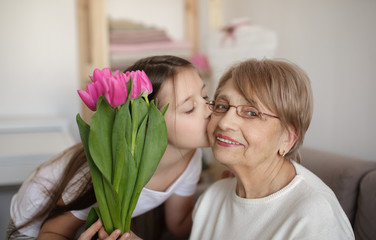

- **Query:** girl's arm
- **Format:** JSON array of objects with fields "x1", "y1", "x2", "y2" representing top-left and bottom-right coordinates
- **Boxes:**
[
  {"x1": 37, "y1": 196, "x2": 85, "y2": 240},
  {"x1": 164, "y1": 193, "x2": 195, "y2": 237},
  {"x1": 38, "y1": 211, "x2": 85, "y2": 240}
]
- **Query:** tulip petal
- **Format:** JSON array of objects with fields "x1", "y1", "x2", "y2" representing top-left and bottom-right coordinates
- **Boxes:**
[
  {"x1": 90, "y1": 68, "x2": 102, "y2": 82},
  {"x1": 124, "y1": 71, "x2": 131, "y2": 80},
  {"x1": 130, "y1": 73, "x2": 141, "y2": 99},
  {"x1": 90, "y1": 68, "x2": 112, "y2": 83},
  {"x1": 105, "y1": 76, "x2": 128, "y2": 108},
  {"x1": 86, "y1": 83, "x2": 98, "y2": 102},
  {"x1": 78, "y1": 89, "x2": 97, "y2": 111},
  {"x1": 139, "y1": 70, "x2": 153, "y2": 96}
]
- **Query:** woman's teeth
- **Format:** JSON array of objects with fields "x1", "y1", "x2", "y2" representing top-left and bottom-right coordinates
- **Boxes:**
[{"x1": 216, "y1": 137, "x2": 241, "y2": 145}]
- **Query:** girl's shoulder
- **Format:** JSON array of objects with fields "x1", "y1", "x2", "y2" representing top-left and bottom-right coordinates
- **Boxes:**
[{"x1": 185, "y1": 148, "x2": 203, "y2": 172}]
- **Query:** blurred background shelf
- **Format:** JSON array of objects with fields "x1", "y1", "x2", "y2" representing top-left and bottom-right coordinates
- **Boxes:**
[{"x1": 76, "y1": 0, "x2": 198, "y2": 122}]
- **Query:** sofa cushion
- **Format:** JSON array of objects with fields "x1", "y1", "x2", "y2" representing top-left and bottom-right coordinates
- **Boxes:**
[
  {"x1": 300, "y1": 147, "x2": 376, "y2": 224},
  {"x1": 354, "y1": 170, "x2": 376, "y2": 240}
]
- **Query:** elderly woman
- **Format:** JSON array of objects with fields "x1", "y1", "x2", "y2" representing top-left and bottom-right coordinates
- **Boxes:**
[{"x1": 190, "y1": 59, "x2": 354, "y2": 239}]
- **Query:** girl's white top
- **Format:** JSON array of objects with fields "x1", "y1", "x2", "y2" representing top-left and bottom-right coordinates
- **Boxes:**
[{"x1": 10, "y1": 149, "x2": 202, "y2": 238}]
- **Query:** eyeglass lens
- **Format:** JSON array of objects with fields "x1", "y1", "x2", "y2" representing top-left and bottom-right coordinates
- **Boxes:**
[{"x1": 208, "y1": 101, "x2": 260, "y2": 119}]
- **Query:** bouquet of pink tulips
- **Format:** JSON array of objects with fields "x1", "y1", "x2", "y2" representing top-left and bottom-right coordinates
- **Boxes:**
[{"x1": 76, "y1": 68, "x2": 168, "y2": 235}]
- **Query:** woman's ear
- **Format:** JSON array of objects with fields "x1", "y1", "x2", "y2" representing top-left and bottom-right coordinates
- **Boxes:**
[{"x1": 283, "y1": 125, "x2": 298, "y2": 153}]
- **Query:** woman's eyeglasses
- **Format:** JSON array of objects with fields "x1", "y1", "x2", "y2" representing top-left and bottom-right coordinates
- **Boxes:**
[{"x1": 207, "y1": 100, "x2": 279, "y2": 120}]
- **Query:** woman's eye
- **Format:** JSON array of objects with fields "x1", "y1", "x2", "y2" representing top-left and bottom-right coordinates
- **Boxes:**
[
  {"x1": 247, "y1": 111, "x2": 258, "y2": 117},
  {"x1": 243, "y1": 109, "x2": 258, "y2": 118},
  {"x1": 217, "y1": 104, "x2": 228, "y2": 109},
  {"x1": 214, "y1": 104, "x2": 229, "y2": 112},
  {"x1": 203, "y1": 95, "x2": 209, "y2": 100}
]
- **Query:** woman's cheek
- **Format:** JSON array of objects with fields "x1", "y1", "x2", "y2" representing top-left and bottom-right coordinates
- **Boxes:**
[{"x1": 207, "y1": 118, "x2": 216, "y2": 144}]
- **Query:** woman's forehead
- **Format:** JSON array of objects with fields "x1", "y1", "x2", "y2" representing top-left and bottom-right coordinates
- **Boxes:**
[{"x1": 216, "y1": 78, "x2": 262, "y2": 108}]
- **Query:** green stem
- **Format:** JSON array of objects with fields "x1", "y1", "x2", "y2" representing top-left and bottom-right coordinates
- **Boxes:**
[
  {"x1": 143, "y1": 95, "x2": 149, "y2": 105},
  {"x1": 131, "y1": 100, "x2": 137, "y2": 156}
]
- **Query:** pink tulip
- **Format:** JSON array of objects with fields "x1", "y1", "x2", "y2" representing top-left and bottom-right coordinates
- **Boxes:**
[
  {"x1": 105, "y1": 74, "x2": 128, "y2": 108},
  {"x1": 78, "y1": 80, "x2": 106, "y2": 111},
  {"x1": 78, "y1": 68, "x2": 153, "y2": 111},
  {"x1": 128, "y1": 70, "x2": 153, "y2": 99},
  {"x1": 90, "y1": 68, "x2": 112, "y2": 83},
  {"x1": 77, "y1": 86, "x2": 96, "y2": 111},
  {"x1": 78, "y1": 68, "x2": 127, "y2": 110},
  {"x1": 77, "y1": 83, "x2": 99, "y2": 111}
]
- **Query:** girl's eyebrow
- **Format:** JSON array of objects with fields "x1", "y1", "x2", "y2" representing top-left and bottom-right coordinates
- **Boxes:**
[{"x1": 177, "y1": 98, "x2": 191, "y2": 107}]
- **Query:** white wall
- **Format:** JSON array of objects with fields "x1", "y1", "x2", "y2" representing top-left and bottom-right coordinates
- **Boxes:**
[
  {"x1": 0, "y1": 0, "x2": 80, "y2": 138},
  {"x1": 0, "y1": 0, "x2": 80, "y2": 234},
  {"x1": 217, "y1": 0, "x2": 376, "y2": 161}
]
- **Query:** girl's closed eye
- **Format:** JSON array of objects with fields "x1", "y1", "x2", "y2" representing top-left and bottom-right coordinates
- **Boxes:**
[
  {"x1": 186, "y1": 96, "x2": 209, "y2": 114},
  {"x1": 186, "y1": 107, "x2": 195, "y2": 114},
  {"x1": 180, "y1": 101, "x2": 195, "y2": 114}
]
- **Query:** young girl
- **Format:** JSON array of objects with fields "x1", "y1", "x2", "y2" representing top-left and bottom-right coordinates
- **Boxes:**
[{"x1": 7, "y1": 55, "x2": 211, "y2": 240}]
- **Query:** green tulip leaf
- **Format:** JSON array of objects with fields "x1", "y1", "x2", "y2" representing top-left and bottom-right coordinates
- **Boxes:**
[
  {"x1": 132, "y1": 97, "x2": 149, "y2": 129},
  {"x1": 85, "y1": 207, "x2": 99, "y2": 230},
  {"x1": 125, "y1": 101, "x2": 168, "y2": 224},
  {"x1": 161, "y1": 103, "x2": 169, "y2": 116},
  {"x1": 112, "y1": 101, "x2": 130, "y2": 190},
  {"x1": 134, "y1": 115, "x2": 147, "y2": 170},
  {"x1": 139, "y1": 102, "x2": 168, "y2": 185},
  {"x1": 89, "y1": 97, "x2": 115, "y2": 182},
  {"x1": 76, "y1": 114, "x2": 114, "y2": 232},
  {"x1": 102, "y1": 175, "x2": 121, "y2": 231}
]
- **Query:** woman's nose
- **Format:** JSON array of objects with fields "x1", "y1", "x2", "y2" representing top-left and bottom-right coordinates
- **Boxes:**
[{"x1": 217, "y1": 108, "x2": 238, "y2": 130}]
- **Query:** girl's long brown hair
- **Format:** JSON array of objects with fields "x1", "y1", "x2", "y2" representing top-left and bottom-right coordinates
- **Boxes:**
[
  {"x1": 9, "y1": 55, "x2": 194, "y2": 239},
  {"x1": 8, "y1": 143, "x2": 95, "y2": 238}
]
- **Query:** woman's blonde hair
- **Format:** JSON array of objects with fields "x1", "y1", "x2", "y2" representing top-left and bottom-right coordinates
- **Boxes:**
[{"x1": 215, "y1": 58, "x2": 314, "y2": 162}]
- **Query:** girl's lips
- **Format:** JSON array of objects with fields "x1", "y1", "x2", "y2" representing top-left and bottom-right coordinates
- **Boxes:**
[{"x1": 215, "y1": 133, "x2": 242, "y2": 146}]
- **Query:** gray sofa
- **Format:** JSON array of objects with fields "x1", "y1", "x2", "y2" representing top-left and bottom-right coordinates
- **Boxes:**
[
  {"x1": 132, "y1": 147, "x2": 376, "y2": 240},
  {"x1": 300, "y1": 148, "x2": 376, "y2": 240}
]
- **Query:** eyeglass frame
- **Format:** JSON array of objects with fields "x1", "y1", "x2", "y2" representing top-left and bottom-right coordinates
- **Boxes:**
[{"x1": 206, "y1": 100, "x2": 279, "y2": 120}]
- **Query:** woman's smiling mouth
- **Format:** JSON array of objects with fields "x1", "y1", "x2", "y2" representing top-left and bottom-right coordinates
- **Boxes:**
[{"x1": 216, "y1": 134, "x2": 242, "y2": 146}]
